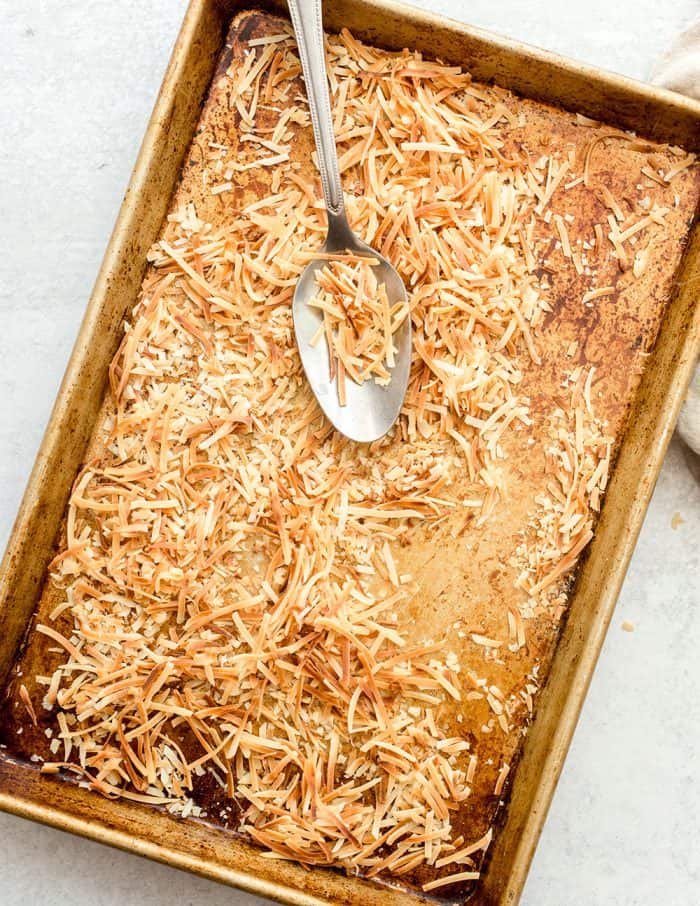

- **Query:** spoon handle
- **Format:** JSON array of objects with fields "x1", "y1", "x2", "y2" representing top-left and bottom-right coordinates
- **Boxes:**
[{"x1": 287, "y1": 0, "x2": 345, "y2": 218}]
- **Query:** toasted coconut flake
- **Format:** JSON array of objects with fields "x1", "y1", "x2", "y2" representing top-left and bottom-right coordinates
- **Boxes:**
[
  {"x1": 471, "y1": 634, "x2": 502, "y2": 649},
  {"x1": 494, "y1": 762, "x2": 510, "y2": 796},
  {"x1": 19, "y1": 684, "x2": 38, "y2": 727},
  {"x1": 581, "y1": 286, "x2": 615, "y2": 304},
  {"x1": 422, "y1": 870, "x2": 481, "y2": 891},
  {"x1": 435, "y1": 827, "x2": 493, "y2": 867}
]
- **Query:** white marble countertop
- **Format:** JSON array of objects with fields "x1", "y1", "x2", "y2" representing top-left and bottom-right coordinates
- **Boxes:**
[{"x1": 1, "y1": 1, "x2": 698, "y2": 903}]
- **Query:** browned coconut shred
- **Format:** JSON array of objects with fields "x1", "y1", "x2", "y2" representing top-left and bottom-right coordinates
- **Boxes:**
[{"x1": 20, "y1": 20, "x2": 686, "y2": 894}]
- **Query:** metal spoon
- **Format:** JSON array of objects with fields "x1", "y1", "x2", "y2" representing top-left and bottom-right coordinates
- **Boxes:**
[{"x1": 287, "y1": 0, "x2": 411, "y2": 443}]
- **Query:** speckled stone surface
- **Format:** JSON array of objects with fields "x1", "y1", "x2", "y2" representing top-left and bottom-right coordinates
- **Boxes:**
[{"x1": 1, "y1": 2, "x2": 698, "y2": 904}]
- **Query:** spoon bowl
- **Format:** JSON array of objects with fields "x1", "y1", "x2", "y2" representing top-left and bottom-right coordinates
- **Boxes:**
[{"x1": 292, "y1": 222, "x2": 411, "y2": 444}]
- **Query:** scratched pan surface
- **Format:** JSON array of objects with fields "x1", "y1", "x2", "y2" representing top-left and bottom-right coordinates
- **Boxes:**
[{"x1": 0, "y1": 1, "x2": 698, "y2": 905}]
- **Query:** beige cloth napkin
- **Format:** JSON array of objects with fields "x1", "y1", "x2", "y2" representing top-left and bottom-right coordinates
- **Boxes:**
[{"x1": 652, "y1": 18, "x2": 700, "y2": 454}]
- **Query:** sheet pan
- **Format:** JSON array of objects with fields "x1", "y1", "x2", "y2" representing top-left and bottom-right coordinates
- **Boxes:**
[{"x1": 0, "y1": 1, "x2": 698, "y2": 902}]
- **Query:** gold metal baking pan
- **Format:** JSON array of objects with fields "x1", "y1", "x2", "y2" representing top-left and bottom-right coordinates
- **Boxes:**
[{"x1": 0, "y1": 1, "x2": 697, "y2": 904}]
